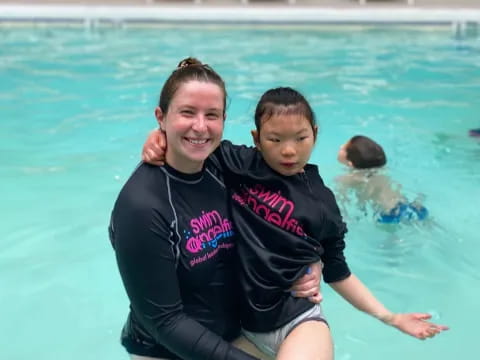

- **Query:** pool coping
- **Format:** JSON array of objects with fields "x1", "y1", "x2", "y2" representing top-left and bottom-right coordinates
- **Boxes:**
[{"x1": 1, "y1": 4, "x2": 480, "y2": 24}]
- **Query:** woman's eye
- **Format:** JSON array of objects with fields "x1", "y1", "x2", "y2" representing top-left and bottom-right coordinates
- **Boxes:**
[
  {"x1": 181, "y1": 110, "x2": 194, "y2": 116},
  {"x1": 206, "y1": 113, "x2": 220, "y2": 120}
]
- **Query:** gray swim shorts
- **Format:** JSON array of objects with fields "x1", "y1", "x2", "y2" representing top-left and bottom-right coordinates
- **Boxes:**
[{"x1": 242, "y1": 304, "x2": 327, "y2": 357}]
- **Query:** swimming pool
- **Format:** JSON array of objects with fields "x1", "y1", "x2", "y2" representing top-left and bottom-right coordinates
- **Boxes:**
[{"x1": 0, "y1": 24, "x2": 478, "y2": 359}]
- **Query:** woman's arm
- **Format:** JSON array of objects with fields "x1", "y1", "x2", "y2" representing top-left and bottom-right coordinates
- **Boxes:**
[
  {"x1": 111, "y1": 193, "x2": 258, "y2": 360},
  {"x1": 330, "y1": 274, "x2": 448, "y2": 339}
]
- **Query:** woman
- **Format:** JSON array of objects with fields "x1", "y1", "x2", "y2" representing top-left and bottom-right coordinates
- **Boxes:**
[{"x1": 109, "y1": 58, "x2": 319, "y2": 360}]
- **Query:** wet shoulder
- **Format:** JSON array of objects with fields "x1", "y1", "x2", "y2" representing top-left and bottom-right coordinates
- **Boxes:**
[
  {"x1": 303, "y1": 163, "x2": 339, "y2": 205},
  {"x1": 304, "y1": 163, "x2": 331, "y2": 190},
  {"x1": 215, "y1": 140, "x2": 262, "y2": 174},
  {"x1": 117, "y1": 162, "x2": 169, "y2": 210}
]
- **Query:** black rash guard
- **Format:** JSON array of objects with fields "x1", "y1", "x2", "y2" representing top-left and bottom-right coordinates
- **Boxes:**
[
  {"x1": 213, "y1": 141, "x2": 351, "y2": 332},
  {"x1": 109, "y1": 162, "x2": 258, "y2": 360}
]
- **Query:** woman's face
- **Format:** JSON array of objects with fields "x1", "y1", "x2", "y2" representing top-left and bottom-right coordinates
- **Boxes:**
[{"x1": 156, "y1": 80, "x2": 225, "y2": 173}]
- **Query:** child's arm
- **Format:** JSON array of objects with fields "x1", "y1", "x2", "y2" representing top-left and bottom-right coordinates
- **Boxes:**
[
  {"x1": 329, "y1": 274, "x2": 449, "y2": 340},
  {"x1": 141, "y1": 129, "x2": 257, "y2": 171}
]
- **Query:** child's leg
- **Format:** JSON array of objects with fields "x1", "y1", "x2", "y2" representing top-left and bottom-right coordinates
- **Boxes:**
[
  {"x1": 130, "y1": 339, "x2": 270, "y2": 360},
  {"x1": 232, "y1": 335, "x2": 274, "y2": 360},
  {"x1": 276, "y1": 320, "x2": 333, "y2": 360}
]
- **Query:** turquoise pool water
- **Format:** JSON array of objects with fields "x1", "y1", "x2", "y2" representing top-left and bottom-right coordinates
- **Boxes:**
[{"x1": 1, "y1": 25, "x2": 479, "y2": 359}]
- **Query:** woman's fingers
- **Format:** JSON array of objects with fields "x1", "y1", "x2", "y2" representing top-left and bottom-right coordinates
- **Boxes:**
[
  {"x1": 308, "y1": 292, "x2": 323, "y2": 304},
  {"x1": 291, "y1": 282, "x2": 320, "y2": 298}
]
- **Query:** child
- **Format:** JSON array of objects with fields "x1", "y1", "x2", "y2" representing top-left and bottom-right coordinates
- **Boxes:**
[
  {"x1": 337, "y1": 135, "x2": 428, "y2": 224},
  {"x1": 143, "y1": 87, "x2": 447, "y2": 360}
]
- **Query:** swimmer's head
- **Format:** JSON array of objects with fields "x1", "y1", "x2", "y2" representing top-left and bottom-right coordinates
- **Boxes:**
[
  {"x1": 338, "y1": 135, "x2": 386, "y2": 169},
  {"x1": 251, "y1": 87, "x2": 318, "y2": 176}
]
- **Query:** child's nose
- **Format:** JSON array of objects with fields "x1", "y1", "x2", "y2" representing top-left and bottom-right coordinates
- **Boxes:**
[{"x1": 281, "y1": 144, "x2": 296, "y2": 157}]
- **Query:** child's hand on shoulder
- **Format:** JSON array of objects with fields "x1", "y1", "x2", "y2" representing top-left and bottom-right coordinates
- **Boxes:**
[{"x1": 142, "y1": 129, "x2": 167, "y2": 166}]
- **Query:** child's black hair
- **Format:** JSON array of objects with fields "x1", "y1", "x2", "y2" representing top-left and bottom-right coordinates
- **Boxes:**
[
  {"x1": 346, "y1": 135, "x2": 386, "y2": 169},
  {"x1": 254, "y1": 87, "x2": 316, "y2": 137}
]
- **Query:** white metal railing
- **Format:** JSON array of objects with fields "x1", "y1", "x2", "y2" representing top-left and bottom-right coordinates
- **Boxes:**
[
  {"x1": 146, "y1": 0, "x2": 298, "y2": 4},
  {"x1": 240, "y1": 0, "x2": 297, "y2": 4},
  {"x1": 146, "y1": 0, "x2": 417, "y2": 4},
  {"x1": 359, "y1": 0, "x2": 415, "y2": 4}
]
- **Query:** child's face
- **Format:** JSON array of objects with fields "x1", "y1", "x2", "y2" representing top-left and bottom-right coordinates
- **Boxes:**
[
  {"x1": 251, "y1": 114, "x2": 317, "y2": 176},
  {"x1": 337, "y1": 141, "x2": 352, "y2": 167}
]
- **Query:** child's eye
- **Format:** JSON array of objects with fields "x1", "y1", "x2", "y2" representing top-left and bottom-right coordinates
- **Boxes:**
[
  {"x1": 297, "y1": 136, "x2": 308, "y2": 142},
  {"x1": 268, "y1": 138, "x2": 280, "y2": 143}
]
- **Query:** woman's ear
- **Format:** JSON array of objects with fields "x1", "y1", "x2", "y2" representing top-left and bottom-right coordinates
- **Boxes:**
[
  {"x1": 251, "y1": 130, "x2": 261, "y2": 150},
  {"x1": 155, "y1": 107, "x2": 165, "y2": 130}
]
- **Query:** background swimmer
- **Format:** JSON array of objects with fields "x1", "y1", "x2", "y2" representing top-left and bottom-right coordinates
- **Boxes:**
[{"x1": 336, "y1": 135, "x2": 428, "y2": 224}]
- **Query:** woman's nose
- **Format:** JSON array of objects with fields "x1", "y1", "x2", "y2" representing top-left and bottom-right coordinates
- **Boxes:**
[{"x1": 192, "y1": 116, "x2": 207, "y2": 132}]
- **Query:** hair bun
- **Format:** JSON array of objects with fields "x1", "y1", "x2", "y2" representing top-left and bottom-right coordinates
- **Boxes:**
[{"x1": 177, "y1": 57, "x2": 202, "y2": 69}]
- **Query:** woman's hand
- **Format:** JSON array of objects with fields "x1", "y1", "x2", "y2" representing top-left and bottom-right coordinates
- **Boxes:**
[
  {"x1": 290, "y1": 262, "x2": 323, "y2": 304},
  {"x1": 142, "y1": 129, "x2": 167, "y2": 165},
  {"x1": 385, "y1": 313, "x2": 449, "y2": 340}
]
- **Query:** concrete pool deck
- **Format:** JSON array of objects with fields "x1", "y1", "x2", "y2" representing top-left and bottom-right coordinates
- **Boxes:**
[{"x1": 1, "y1": 0, "x2": 480, "y2": 24}]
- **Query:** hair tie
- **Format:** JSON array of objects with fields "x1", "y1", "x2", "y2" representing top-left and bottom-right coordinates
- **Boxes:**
[{"x1": 176, "y1": 57, "x2": 202, "y2": 70}]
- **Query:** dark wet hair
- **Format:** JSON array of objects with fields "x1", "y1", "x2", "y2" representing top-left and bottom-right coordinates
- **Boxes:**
[
  {"x1": 345, "y1": 135, "x2": 386, "y2": 169},
  {"x1": 158, "y1": 57, "x2": 227, "y2": 115},
  {"x1": 254, "y1": 87, "x2": 316, "y2": 138}
]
